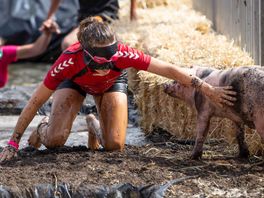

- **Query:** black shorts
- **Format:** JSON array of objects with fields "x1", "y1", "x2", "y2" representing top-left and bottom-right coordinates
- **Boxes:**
[
  {"x1": 57, "y1": 71, "x2": 128, "y2": 97},
  {"x1": 78, "y1": 0, "x2": 119, "y2": 23}
]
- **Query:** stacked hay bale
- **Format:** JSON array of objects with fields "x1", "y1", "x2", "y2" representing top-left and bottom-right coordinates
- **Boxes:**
[{"x1": 113, "y1": 0, "x2": 264, "y2": 155}]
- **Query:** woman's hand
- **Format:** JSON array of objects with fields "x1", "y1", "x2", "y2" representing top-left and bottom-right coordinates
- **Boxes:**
[
  {"x1": 205, "y1": 86, "x2": 237, "y2": 107},
  {"x1": 0, "y1": 145, "x2": 18, "y2": 163}
]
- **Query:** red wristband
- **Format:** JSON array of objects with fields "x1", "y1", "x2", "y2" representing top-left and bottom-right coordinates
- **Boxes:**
[{"x1": 8, "y1": 140, "x2": 19, "y2": 150}]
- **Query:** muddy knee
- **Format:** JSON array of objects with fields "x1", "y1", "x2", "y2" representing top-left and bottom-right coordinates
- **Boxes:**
[
  {"x1": 104, "y1": 140, "x2": 124, "y2": 151},
  {"x1": 41, "y1": 129, "x2": 70, "y2": 149}
]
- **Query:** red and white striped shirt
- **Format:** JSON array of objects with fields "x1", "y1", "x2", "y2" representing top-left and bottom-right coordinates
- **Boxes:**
[{"x1": 44, "y1": 42, "x2": 151, "y2": 95}]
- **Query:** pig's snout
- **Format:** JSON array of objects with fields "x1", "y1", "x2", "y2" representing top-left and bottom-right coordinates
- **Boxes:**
[
  {"x1": 163, "y1": 82, "x2": 173, "y2": 94},
  {"x1": 163, "y1": 83, "x2": 169, "y2": 93}
]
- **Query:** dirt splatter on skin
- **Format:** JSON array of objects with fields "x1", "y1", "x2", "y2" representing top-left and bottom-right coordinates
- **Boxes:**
[{"x1": 0, "y1": 132, "x2": 264, "y2": 197}]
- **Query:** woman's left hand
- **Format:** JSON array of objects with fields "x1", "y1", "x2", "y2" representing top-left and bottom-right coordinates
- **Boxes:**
[
  {"x1": 0, "y1": 145, "x2": 18, "y2": 163},
  {"x1": 207, "y1": 86, "x2": 237, "y2": 107}
]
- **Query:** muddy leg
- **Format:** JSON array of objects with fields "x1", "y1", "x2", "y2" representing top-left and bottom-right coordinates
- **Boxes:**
[
  {"x1": 93, "y1": 91, "x2": 128, "y2": 151},
  {"x1": 28, "y1": 88, "x2": 85, "y2": 149},
  {"x1": 234, "y1": 123, "x2": 249, "y2": 158},
  {"x1": 191, "y1": 113, "x2": 211, "y2": 160}
]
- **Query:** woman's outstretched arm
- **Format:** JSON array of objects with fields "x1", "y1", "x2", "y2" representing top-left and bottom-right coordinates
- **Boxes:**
[
  {"x1": 147, "y1": 57, "x2": 236, "y2": 107},
  {"x1": 0, "y1": 83, "x2": 54, "y2": 162}
]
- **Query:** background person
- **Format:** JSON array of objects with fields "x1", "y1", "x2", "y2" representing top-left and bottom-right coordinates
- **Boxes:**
[
  {"x1": 0, "y1": 0, "x2": 79, "y2": 62},
  {"x1": 0, "y1": 17, "x2": 236, "y2": 162},
  {"x1": 40, "y1": 0, "x2": 138, "y2": 51},
  {"x1": 0, "y1": 20, "x2": 59, "y2": 88}
]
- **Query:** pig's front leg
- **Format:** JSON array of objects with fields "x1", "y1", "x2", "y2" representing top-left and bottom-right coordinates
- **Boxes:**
[
  {"x1": 191, "y1": 111, "x2": 211, "y2": 160},
  {"x1": 235, "y1": 123, "x2": 249, "y2": 158}
]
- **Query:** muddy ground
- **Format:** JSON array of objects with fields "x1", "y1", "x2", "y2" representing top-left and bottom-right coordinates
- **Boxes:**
[
  {"x1": 0, "y1": 84, "x2": 264, "y2": 198},
  {"x1": 1, "y1": 130, "x2": 264, "y2": 198}
]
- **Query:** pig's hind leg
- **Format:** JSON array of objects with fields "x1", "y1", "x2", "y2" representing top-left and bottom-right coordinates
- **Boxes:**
[{"x1": 234, "y1": 123, "x2": 249, "y2": 158}]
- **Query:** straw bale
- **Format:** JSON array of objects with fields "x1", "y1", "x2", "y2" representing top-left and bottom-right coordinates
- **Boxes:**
[
  {"x1": 246, "y1": 130, "x2": 264, "y2": 156},
  {"x1": 114, "y1": 0, "x2": 264, "y2": 155}
]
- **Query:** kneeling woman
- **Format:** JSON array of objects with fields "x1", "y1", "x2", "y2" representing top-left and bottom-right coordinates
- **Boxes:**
[{"x1": 0, "y1": 17, "x2": 236, "y2": 162}]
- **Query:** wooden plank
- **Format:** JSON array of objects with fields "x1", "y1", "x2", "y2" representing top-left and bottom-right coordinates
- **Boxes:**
[
  {"x1": 192, "y1": 0, "x2": 262, "y2": 65},
  {"x1": 261, "y1": 0, "x2": 264, "y2": 64}
]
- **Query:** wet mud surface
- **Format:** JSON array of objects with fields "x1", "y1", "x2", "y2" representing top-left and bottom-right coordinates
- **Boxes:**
[{"x1": 1, "y1": 131, "x2": 264, "y2": 198}]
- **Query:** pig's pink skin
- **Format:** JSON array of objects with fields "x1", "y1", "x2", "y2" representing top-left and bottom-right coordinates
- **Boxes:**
[{"x1": 164, "y1": 65, "x2": 264, "y2": 159}]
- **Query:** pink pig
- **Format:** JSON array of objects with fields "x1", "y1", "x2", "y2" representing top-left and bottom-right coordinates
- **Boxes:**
[{"x1": 164, "y1": 65, "x2": 264, "y2": 159}]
